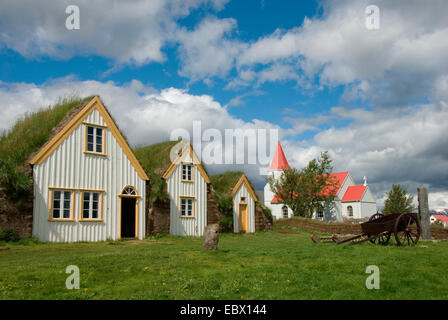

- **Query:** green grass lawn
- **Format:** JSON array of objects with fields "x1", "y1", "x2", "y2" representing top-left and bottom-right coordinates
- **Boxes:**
[{"x1": 1, "y1": 230, "x2": 447, "y2": 300}]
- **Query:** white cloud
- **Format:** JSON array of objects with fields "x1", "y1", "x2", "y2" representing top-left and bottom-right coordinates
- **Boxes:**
[
  {"x1": 176, "y1": 17, "x2": 243, "y2": 80},
  {"x1": 233, "y1": 0, "x2": 448, "y2": 106},
  {"x1": 0, "y1": 0, "x2": 228, "y2": 65},
  {"x1": 0, "y1": 78, "x2": 277, "y2": 148}
]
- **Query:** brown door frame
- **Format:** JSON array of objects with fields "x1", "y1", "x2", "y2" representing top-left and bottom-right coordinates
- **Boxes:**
[{"x1": 118, "y1": 185, "x2": 140, "y2": 239}]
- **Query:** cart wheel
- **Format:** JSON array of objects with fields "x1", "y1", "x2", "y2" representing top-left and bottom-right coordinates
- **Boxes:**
[
  {"x1": 369, "y1": 213, "x2": 384, "y2": 221},
  {"x1": 370, "y1": 232, "x2": 391, "y2": 245},
  {"x1": 394, "y1": 213, "x2": 421, "y2": 246}
]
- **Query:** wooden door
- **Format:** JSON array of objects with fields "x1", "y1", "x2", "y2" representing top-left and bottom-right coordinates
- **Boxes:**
[{"x1": 238, "y1": 204, "x2": 248, "y2": 232}]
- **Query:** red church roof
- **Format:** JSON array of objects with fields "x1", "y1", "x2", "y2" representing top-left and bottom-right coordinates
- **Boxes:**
[
  {"x1": 269, "y1": 141, "x2": 291, "y2": 170},
  {"x1": 271, "y1": 172, "x2": 349, "y2": 203},
  {"x1": 320, "y1": 172, "x2": 348, "y2": 197},
  {"x1": 341, "y1": 185, "x2": 367, "y2": 202},
  {"x1": 432, "y1": 215, "x2": 448, "y2": 224},
  {"x1": 271, "y1": 193, "x2": 283, "y2": 204}
]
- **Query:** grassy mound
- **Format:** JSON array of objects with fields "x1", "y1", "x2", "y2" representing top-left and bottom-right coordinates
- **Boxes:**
[
  {"x1": 133, "y1": 140, "x2": 180, "y2": 201},
  {"x1": 0, "y1": 96, "x2": 92, "y2": 202},
  {"x1": 210, "y1": 171, "x2": 244, "y2": 197}
]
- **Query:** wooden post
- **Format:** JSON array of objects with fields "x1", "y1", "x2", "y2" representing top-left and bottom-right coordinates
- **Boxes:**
[{"x1": 417, "y1": 187, "x2": 431, "y2": 240}]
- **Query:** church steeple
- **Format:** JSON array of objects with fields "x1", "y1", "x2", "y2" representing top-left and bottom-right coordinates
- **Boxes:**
[{"x1": 269, "y1": 141, "x2": 290, "y2": 170}]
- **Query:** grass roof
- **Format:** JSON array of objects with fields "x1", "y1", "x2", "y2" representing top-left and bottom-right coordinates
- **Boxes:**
[
  {"x1": 0, "y1": 96, "x2": 93, "y2": 202},
  {"x1": 133, "y1": 140, "x2": 180, "y2": 201},
  {"x1": 210, "y1": 171, "x2": 244, "y2": 197}
]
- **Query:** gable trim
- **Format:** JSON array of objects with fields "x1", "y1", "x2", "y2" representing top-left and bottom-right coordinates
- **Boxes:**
[
  {"x1": 29, "y1": 96, "x2": 149, "y2": 181},
  {"x1": 335, "y1": 172, "x2": 349, "y2": 198},
  {"x1": 232, "y1": 174, "x2": 258, "y2": 202},
  {"x1": 162, "y1": 142, "x2": 211, "y2": 183}
]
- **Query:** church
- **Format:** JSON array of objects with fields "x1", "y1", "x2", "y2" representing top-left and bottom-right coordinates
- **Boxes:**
[{"x1": 263, "y1": 142, "x2": 377, "y2": 221}]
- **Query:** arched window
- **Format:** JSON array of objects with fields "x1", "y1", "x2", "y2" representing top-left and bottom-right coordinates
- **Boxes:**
[
  {"x1": 282, "y1": 206, "x2": 289, "y2": 219},
  {"x1": 122, "y1": 186, "x2": 137, "y2": 196},
  {"x1": 347, "y1": 206, "x2": 353, "y2": 217}
]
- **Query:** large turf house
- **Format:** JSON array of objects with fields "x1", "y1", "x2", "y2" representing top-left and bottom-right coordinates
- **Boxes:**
[{"x1": 28, "y1": 96, "x2": 149, "y2": 242}]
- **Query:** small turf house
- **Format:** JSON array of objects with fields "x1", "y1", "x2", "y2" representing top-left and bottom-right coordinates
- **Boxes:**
[
  {"x1": 134, "y1": 140, "x2": 225, "y2": 237},
  {"x1": 232, "y1": 174, "x2": 258, "y2": 233},
  {"x1": 29, "y1": 96, "x2": 149, "y2": 242},
  {"x1": 210, "y1": 171, "x2": 272, "y2": 233},
  {"x1": 161, "y1": 141, "x2": 211, "y2": 236}
]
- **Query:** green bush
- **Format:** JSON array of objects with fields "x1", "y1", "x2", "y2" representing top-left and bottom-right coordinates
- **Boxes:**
[
  {"x1": 0, "y1": 228, "x2": 20, "y2": 242},
  {"x1": 219, "y1": 216, "x2": 233, "y2": 233},
  {"x1": 263, "y1": 207, "x2": 273, "y2": 222},
  {"x1": 216, "y1": 195, "x2": 233, "y2": 217},
  {"x1": 16, "y1": 237, "x2": 40, "y2": 245}
]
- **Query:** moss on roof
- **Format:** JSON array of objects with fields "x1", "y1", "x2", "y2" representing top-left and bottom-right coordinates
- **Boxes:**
[
  {"x1": 0, "y1": 96, "x2": 93, "y2": 201},
  {"x1": 210, "y1": 171, "x2": 244, "y2": 197},
  {"x1": 133, "y1": 140, "x2": 180, "y2": 201}
]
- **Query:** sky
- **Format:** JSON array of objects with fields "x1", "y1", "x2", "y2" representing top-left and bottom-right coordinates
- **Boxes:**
[{"x1": 0, "y1": 0, "x2": 447, "y2": 210}]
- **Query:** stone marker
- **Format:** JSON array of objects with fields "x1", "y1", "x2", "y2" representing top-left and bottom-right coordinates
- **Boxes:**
[
  {"x1": 203, "y1": 223, "x2": 219, "y2": 250},
  {"x1": 417, "y1": 186, "x2": 432, "y2": 240}
]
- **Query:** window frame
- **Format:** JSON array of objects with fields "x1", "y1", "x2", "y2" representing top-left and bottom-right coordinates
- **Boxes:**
[
  {"x1": 181, "y1": 163, "x2": 194, "y2": 183},
  {"x1": 48, "y1": 188, "x2": 75, "y2": 222},
  {"x1": 282, "y1": 205, "x2": 289, "y2": 219},
  {"x1": 347, "y1": 205, "x2": 354, "y2": 217},
  {"x1": 317, "y1": 209, "x2": 324, "y2": 219},
  {"x1": 120, "y1": 185, "x2": 139, "y2": 197},
  {"x1": 83, "y1": 123, "x2": 107, "y2": 156},
  {"x1": 179, "y1": 196, "x2": 195, "y2": 218},
  {"x1": 79, "y1": 190, "x2": 104, "y2": 222}
]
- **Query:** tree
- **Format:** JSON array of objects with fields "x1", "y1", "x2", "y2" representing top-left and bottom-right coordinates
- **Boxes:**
[
  {"x1": 267, "y1": 151, "x2": 338, "y2": 218},
  {"x1": 382, "y1": 184, "x2": 415, "y2": 214}
]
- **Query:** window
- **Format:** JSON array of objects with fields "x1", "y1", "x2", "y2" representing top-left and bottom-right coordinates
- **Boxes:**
[
  {"x1": 240, "y1": 196, "x2": 247, "y2": 202},
  {"x1": 85, "y1": 125, "x2": 105, "y2": 155},
  {"x1": 317, "y1": 209, "x2": 324, "y2": 219},
  {"x1": 122, "y1": 186, "x2": 137, "y2": 196},
  {"x1": 50, "y1": 189, "x2": 73, "y2": 221},
  {"x1": 347, "y1": 206, "x2": 353, "y2": 217},
  {"x1": 282, "y1": 205, "x2": 288, "y2": 219},
  {"x1": 81, "y1": 191, "x2": 102, "y2": 221},
  {"x1": 182, "y1": 164, "x2": 193, "y2": 182},
  {"x1": 180, "y1": 197, "x2": 194, "y2": 218}
]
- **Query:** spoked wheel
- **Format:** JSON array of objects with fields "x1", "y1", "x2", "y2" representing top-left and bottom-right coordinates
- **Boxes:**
[
  {"x1": 394, "y1": 213, "x2": 421, "y2": 246},
  {"x1": 369, "y1": 213, "x2": 384, "y2": 221},
  {"x1": 370, "y1": 232, "x2": 391, "y2": 245}
]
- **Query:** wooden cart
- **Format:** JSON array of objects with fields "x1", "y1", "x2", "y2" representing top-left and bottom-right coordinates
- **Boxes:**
[{"x1": 311, "y1": 213, "x2": 421, "y2": 246}]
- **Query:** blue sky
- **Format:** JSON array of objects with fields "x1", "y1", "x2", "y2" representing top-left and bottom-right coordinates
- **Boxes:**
[{"x1": 0, "y1": 0, "x2": 447, "y2": 208}]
